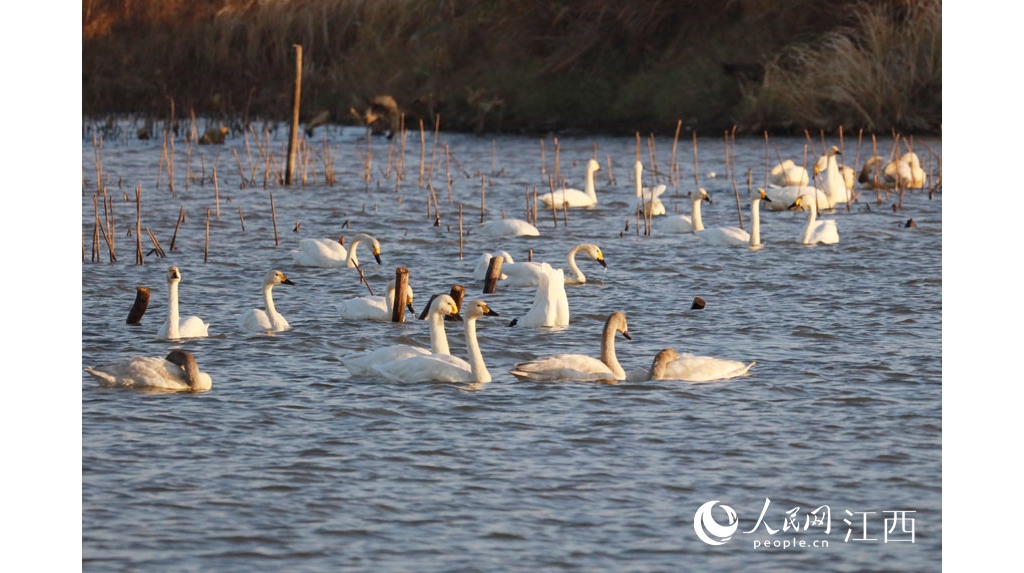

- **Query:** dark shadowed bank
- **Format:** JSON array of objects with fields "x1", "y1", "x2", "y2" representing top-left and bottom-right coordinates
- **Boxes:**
[{"x1": 82, "y1": 0, "x2": 941, "y2": 137}]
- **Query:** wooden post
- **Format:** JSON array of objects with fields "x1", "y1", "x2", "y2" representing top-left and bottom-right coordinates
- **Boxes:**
[
  {"x1": 126, "y1": 286, "x2": 151, "y2": 325},
  {"x1": 483, "y1": 256, "x2": 503, "y2": 294},
  {"x1": 391, "y1": 267, "x2": 410, "y2": 322},
  {"x1": 204, "y1": 208, "x2": 211, "y2": 262},
  {"x1": 285, "y1": 44, "x2": 302, "y2": 185}
]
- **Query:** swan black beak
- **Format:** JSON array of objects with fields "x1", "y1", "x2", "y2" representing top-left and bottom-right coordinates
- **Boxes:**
[
  {"x1": 704, "y1": 195, "x2": 713, "y2": 204},
  {"x1": 373, "y1": 252, "x2": 382, "y2": 265},
  {"x1": 282, "y1": 277, "x2": 296, "y2": 285},
  {"x1": 484, "y1": 308, "x2": 500, "y2": 317},
  {"x1": 620, "y1": 330, "x2": 632, "y2": 340},
  {"x1": 406, "y1": 302, "x2": 416, "y2": 315},
  {"x1": 596, "y1": 258, "x2": 607, "y2": 268}
]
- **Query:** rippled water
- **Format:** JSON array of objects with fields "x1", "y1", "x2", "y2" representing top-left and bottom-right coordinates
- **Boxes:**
[{"x1": 82, "y1": 124, "x2": 941, "y2": 571}]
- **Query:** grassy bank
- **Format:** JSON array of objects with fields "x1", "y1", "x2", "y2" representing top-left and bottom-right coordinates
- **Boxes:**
[{"x1": 82, "y1": 0, "x2": 941, "y2": 136}]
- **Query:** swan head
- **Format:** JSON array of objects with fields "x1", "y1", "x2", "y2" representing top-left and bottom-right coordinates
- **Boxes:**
[
  {"x1": 691, "y1": 188, "x2": 711, "y2": 204},
  {"x1": 756, "y1": 188, "x2": 771, "y2": 203},
  {"x1": 264, "y1": 269, "x2": 296, "y2": 287},
  {"x1": 165, "y1": 350, "x2": 206, "y2": 389},
  {"x1": 167, "y1": 266, "x2": 182, "y2": 284},
  {"x1": 420, "y1": 294, "x2": 462, "y2": 321},
  {"x1": 580, "y1": 243, "x2": 607, "y2": 268},
  {"x1": 465, "y1": 299, "x2": 500, "y2": 320},
  {"x1": 606, "y1": 311, "x2": 632, "y2": 340},
  {"x1": 788, "y1": 195, "x2": 804, "y2": 210},
  {"x1": 649, "y1": 348, "x2": 680, "y2": 380},
  {"x1": 587, "y1": 158, "x2": 601, "y2": 173},
  {"x1": 370, "y1": 238, "x2": 382, "y2": 264}
]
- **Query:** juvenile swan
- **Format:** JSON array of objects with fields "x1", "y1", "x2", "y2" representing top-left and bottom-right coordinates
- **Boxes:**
[
  {"x1": 630, "y1": 348, "x2": 755, "y2": 382},
  {"x1": 157, "y1": 266, "x2": 210, "y2": 340},
  {"x1": 239, "y1": 270, "x2": 296, "y2": 333},
  {"x1": 510, "y1": 311, "x2": 632, "y2": 381},
  {"x1": 374, "y1": 300, "x2": 500, "y2": 384},
  {"x1": 342, "y1": 294, "x2": 461, "y2": 376},
  {"x1": 85, "y1": 350, "x2": 212, "y2": 392}
]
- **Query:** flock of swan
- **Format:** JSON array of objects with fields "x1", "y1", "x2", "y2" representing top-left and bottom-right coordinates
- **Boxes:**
[{"x1": 86, "y1": 143, "x2": 918, "y2": 393}]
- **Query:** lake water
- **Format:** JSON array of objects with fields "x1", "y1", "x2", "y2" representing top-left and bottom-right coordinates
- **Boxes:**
[{"x1": 82, "y1": 122, "x2": 942, "y2": 571}]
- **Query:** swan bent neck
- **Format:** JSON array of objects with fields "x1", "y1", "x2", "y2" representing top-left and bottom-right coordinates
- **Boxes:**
[{"x1": 600, "y1": 312, "x2": 631, "y2": 379}]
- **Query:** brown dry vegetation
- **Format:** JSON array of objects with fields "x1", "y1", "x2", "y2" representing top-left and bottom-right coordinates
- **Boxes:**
[{"x1": 82, "y1": 0, "x2": 941, "y2": 136}]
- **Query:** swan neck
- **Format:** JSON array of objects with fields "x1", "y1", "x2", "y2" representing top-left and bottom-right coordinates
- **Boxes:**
[
  {"x1": 345, "y1": 238, "x2": 361, "y2": 267},
  {"x1": 692, "y1": 197, "x2": 704, "y2": 232},
  {"x1": 802, "y1": 203, "x2": 817, "y2": 244},
  {"x1": 750, "y1": 199, "x2": 761, "y2": 246},
  {"x1": 384, "y1": 285, "x2": 396, "y2": 313},
  {"x1": 428, "y1": 311, "x2": 451, "y2": 354},
  {"x1": 566, "y1": 246, "x2": 583, "y2": 283},
  {"x1": 262, "y1": 282, "x2": 280, "y2": 326},
  {"x1": 167, "y1": 280, "x2": 180, "y2": 338},
  {"x1": 464, "y1": 316, "x2": 490, "y2": 383},
  {"x1": 585, "y1": 166, "x2": 597, "y2": 199},
  {"x1": 600, "y1": 322, "x2": 625, "y2": 379}
]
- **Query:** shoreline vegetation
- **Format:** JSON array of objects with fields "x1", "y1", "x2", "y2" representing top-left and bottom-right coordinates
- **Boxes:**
[{"x1": 83, "y1": 0, "x2": 940, "y2": 138}]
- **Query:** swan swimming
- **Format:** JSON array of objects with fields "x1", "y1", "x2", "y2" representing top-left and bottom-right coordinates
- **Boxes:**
[
  {"x1": 374, "y1": 299, "x2": 500, "y2": 384},
  {"x1": 475, "y1": 219, "x2": 540, "y2": 237},
  {"x1": 815, "y1": 146, "x2": 851, "y2": 207},
  {"x1": 338, "y1": 279, "x2": 415, "y2": 322},
  {"x1": 518, "y1": 264, "x2": 570, "y2": 328},
  {"x1": 627, "y1": 348, "x2": 755, "y2": 382},
  {"x1": 510, "y1": 311, "x2": 632, "y2": 381},
  {"x1": 156, "y1": 266, "x2": 210, "y2": 340},
  {"x1": 342, "y1": 294, "x2": 461, "y2": 376},
  {"x1": 658, "y1": 188, "x2": 711, "y2": 233},
  {"x1": 634, "y1": 160, "x2": 666, "y2": 217},
  {"x1": 769, "y1": 159, "x2": 809, "y2": 187},
  {"x1": 539, "y1": 158, "x2": 601, "y2": 208},
  {"x1": 85, "y1": 349, "x2": 212, "y2": 392},
  {"x1": 698, "y1": 189, "x2": 770, "y2": 248},
  {"x1": 501, "y1": 243, "x2": 606, "y2": 287},
  {"x1": 791, "y1": 195, "x2": 839, "y2": 245},
  {"x1": 291, "y1": 232, "x2": 382, "y2": 268},
  {"x1": 239, "y1": 269, "x2": 296, "y2": 333}
]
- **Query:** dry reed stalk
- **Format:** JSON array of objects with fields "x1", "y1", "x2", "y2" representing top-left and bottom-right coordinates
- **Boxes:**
[
  {"x1": 692, "y1": 132, "x2": 700, "y2": 186},
  {"x1": 547, "y1": 174, "x2": 558, "y2": 227},
  {"x1": 606, "y1": 155, "x2": 615, "y2": 185},
  {"x1": 527, "y1": 249, "x2": 533, "y2": 262},
  {"x1": 391, "y1": 267, "x2": 410, "y2": 322},
  {"x1": 200, "y1": 154, "x2": 206, "y2": 186},
  {"x1": 532, "y1": 188, "x2": 538, "y2": 224},
  {"x1": 479, "y1": 176, "x2": 486, "y2": 223},
  {"x1": 188, "y1": 108, "x2": 198, "y2": 143},
  {"x1": 145, "y1": 227, "x2": 166, "y2": 257},
  {"x1": 204, "y1": 209, "x2": 211, "y2": 262},
  {"x1": 732, "y1": 175, "x2": 745, "y2": 230},
  {"x1": 169, "y1": 206, "x2": 185, "y2": 252},
  {"x1": 322, "y1": 136, "x2": 337, "y2": 186},
  {"x1": 525, "y1": 187, "x2": 531, "y2": 224},
  {"x1": 104, "y1": 194, "x2": 115, "y2": 254},
  {"x1": 285, "y1": 44, "x2": 302, "y2": 186},
  {"x1": 91, "y1": 195, "x2": 99, "y2": 262},
  {"x1": 553, "y1": 137, "x2": 561, "y2": 187},
  {"x1": 270, "y1": 193, "x2": 279, "y2": 246},
  {"x1": 762, "y1": 131, "x2": 770, "y2": 188},
  {"x1": 427, "y1": 116, "x2": 441, "y2": 187},
  {"x1": 97, "y1": 207, "x2": 116, "y2": 262},
  {"x1": 540, "y1": 139, "x2": 546, "y2": 178},
  {"x1": 562, "y1": 200, "x2": 568, "y2": 227},
  {"x1": 168, "y1": 136, "x2": 175, "y2": 192},
  {"x1": 126, "y1": 287, "x2": 150, "y2": 325},
  {"x1": 212, "y1": 165, "x2": 221, "y2": 220},
  {"x1": 157, "y1": 130, "x2": 167, "y2": 190},
  {"x1": 238, "y1": 206, "x2": 246, "y2": 231},
  {"x1": 233, "y1": 148, "x2": 247, "y2": 189},
  {"x1": 458, "y1": 202, "x2": 464, "y2": 260},
  {"x1": 445, "y1": 144, "x2": 453, "y2": 203},
  {"x1": 418, "y1": 119, "x2": 426, "y2": 187},
  {"x1": 647, "y1": 134, "x2": 659, "y2": 182},
  {"x1": 354, "y1": 264, "x2": 374, "y2": 296},
  {"x1": 135, "y1": 187, "x2": 143, "y2": 265},
  {"x1": 670, "y1": 120, "x2": 682, "y2": 185},
  {"x1": 245, "y1": 127, "x2": 259, "y2": 183},
  {"x1": 185, "y1": 144, "x2": 192, "y2": 192}
]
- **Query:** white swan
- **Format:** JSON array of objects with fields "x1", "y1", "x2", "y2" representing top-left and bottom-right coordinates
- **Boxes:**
[
  {"x1": 769, "y1": 159, "x2": 809, "y2": 187},
  {"x1": 338, "y1": 279, "x2": 415, "y2": 322},
  {"x1": 628, "y1": 348, "x2": 755, "y2": 382},
  {"x1": 813, "y1": 154, "x2": 855, "y2": 194},
  {"x1": 699, "y1": 189, "x2": 770, "y2": 248},
  {"x1": 510, "y1": 311, "x2": 631, "y2": 381},
  {"x1": 539, "y1": 158, "x2": 601, "y2": 208},
  {"x1": 473, "y1": 251, "x2": 514, "y2": 281},
  {"x1": 517, "y1": 264, "x2": 570, "y2": 328},
  {"x1": 814, "y1": 145, "x2": 851, "y2": 208},
  {"x1": 501, "y1": 243, "x2": 606, "y2": 287},
  {"x1": 657, "y1": 188, "x2": 711, "y2": 233},
  {"x1": 342, "y1": 294, "x2": 461, "y2": 376},
  {"x1": 85, "y1": 350, "x2": 212, "y2": 392},
  {"x1": 374, "y1": 299, "x2": 500, "y2": 384},
  {"x1": 156, "y1": 266, "x2": 209, "y2": 340},
  {"x1": 475, "y1": 218, "x2": 540, "y2": 237},
  {"x1": 763, "y1": 184, "x2": 829, "y2": 212},
  {"x1": 634, "y1": 160, "x2": 666, "y2": 217},
  {"x1": 239, "y1": 269, "x2": 296, "y2": 333},
  {"x1": 291, "y1": 232, "x2": 382, "y2": 268},
  {"x1": 791, "y1": 195, "x2": 839, "y2": 245}
]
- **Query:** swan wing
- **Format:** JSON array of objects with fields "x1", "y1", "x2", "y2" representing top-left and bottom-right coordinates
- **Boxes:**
[
  {"x1": 539, "y1": 188, "x2": 596, "y2": 208},
  {"x1": 292, "y1": 238, "x2": 348, "y2": 267},
  {"x1": 374, "y1": 353, "x2": 473, "y2": 383},
  {"x1": 240, "y1": 309, "x2": 273, "y2": 333},
  {"x1": 338, "y1": 296, "x2": 389, "y2": 321},
  {"x1": 510, "y1": 354, "x2": 616, "y2": 381},
  {"x1": 700, "y1": 226, "x2": 750, "y2": 246},
  {"x1": 178, "y1": 316, "x2": 210, "y2": 338},
  {"x1": 665, "y1": 354, "x2": 755, "y2": 382},
  {"x1": 343, "y1": 345, "x2": 431, "y2": 376},
  {"x1": 86, "y1": 356, "x2": 191, "y2": 390},
  {"x1": 501, "y1": 261, "x2": 544, "y2": 287}
]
